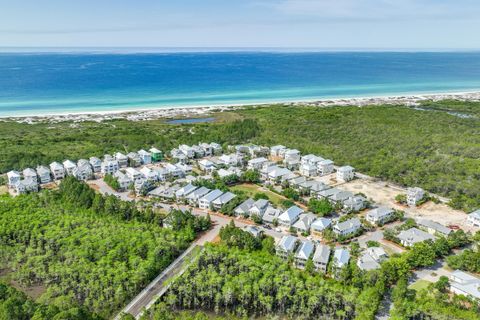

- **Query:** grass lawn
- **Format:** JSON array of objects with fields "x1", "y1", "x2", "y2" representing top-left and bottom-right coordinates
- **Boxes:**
[
  {"x1": 409, "y1": 279, "x2": 432, "y2": 291},
  {"x1": 231, "y1": 183, "x2": 285, "y2": 207}
]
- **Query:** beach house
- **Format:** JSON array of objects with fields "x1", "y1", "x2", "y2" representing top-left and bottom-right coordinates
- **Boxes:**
[
  {"x1": 248, "y1": 199, "x2": 269, "y2": 217},
  {"x1": 397, "y1": 227, "x2": 435, "y2": 247},
  {"x1": 175, "y1": 183, "x2": 198, "y2": 199},
  {"x1": 333, "y1": 248, "x2": 350, "y2": 270},
  {"x1": 113, "y1": 171, "x2": 132, "y2": 191},
  {"x1": 199, "y1": 189, "x2": 223, "y2": 209},
  {"x1": 336, "y1": 166, "x2": 355, "y2": 182},
  {"x1": 366, "y1": 207, "x2": 395, "y2": 225},
  {"x1": 138, "y1": 149, "x2": 152, "y2": 164},
  {"x1": 49, "y1": 162, "x2": 65, "y2": 180},
  {"x1": 262, "y1": 206, "x2": 282, "y2": 224},
  {"x1": 407, "y1": 187, "x2": 425, "y2": 206},
  {"x1": 140, "y1": 167, "x2": 159, "y2": 182},
  {"x1": 333, "y1": 218, "x2": 362, "y2": 237},
  {"x1": 247, "y1": 157, "x2": 268, "y2": 170},
  {"x1": 212, "y1": 192, "x2": 236, "y2": 210},
  {"x1": 186, "y1": 187, "x2": 211, "y2": 206},
  {"x1": 292, "y1": 213, "x2": 317, "y2": 233},
  {"x1": 467, "y1": 209, "x2": 480, "y2": 227},
  {"x1": 357, "y1": 247, "x2": 388, "y2": 271},
  {"x1": 313, "y1": 244, "x2": 331, "y2": 273},
  {"x1": 73, "y1": 160, "x2": 93, "y2": 181},
  {"x1": 89, "y1": 157, "x2": 102, "y2": 173},
  {"x1": 417, "y1": 219, "x2": 452, "y2": 237},
  {"x1": 126, "y1": 167, "x2": 143, "y2": 182},
  {"x1": 449, "y1": 270, "x2": 480, "y2": 300},
  {"x1": 23, "y1": 168, "x2": 38, "y2": 182},
  {"x1": 36, "y1": 165, "x2": 52, "y2": 184},
  {"x1": 294, "y1": 240, "x2": 315, "y2": 269},
  {"x1": 149, "y1": 147, "x2": 163, "y2": 162},
  {"x1": 317, "y1": 159, "x2": 334, "y2": 176},
  {"x1": 300, "y1": 163, "x2": 318, "y2": 177},
  {"x1": 115, "y1": 152, "x2": 128, "y2": 168},
  {"x1": 343, "y1": 195, "x2": 367, "y2": 212},
  {"x1": 270, "y1": 145, "x2": 286, "y2": 157},
  {"x1": 127, "y1": 152, "x2": 142, "y2": 167},
  {"x1": 198, "y1": 159, "x2": 216, "y2": 172},
  {"x1": 101, "y1": 159, "x2": 119, "y2": 175},
  {"x1": 278, "y1": 205, "x2": 304, "y2": 226},
  {"x1": 310, "y1": 218, "x2": 332, "y2": 236},
  {"x1": 7, "y1": 170, "x2": 21, "y2": 187},
  {"x1": 276, "y1": 235, "x2": 298, "y2": 259},
  {"x1": 234, "y1": 198, "x2": 255, "y2": 216}
]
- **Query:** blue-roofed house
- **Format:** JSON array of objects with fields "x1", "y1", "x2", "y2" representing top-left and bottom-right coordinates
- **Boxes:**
[
  {"x1": 295, "y1": 240, "x2": 315, "y2": 269},
  {"x1": 276, "y1": 235, "x2": 299, "y2": 259},
  {"x1": 278, "y1": 205, "x2": 304, "y2": 226}
]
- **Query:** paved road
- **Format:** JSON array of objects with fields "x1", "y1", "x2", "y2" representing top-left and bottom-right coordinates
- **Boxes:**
[
  {"x1": 115, "y1": 207, "x2": 281, "y2": 319},
  {"x1": 88, "y1": 178, "x2": 132, "y2": 202}
]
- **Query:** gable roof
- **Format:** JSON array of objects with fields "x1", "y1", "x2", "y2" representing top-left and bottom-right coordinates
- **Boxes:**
[
  {"x1": 398, "y1": 227, "x2": 435, "y2": 244},
  {"x1": 367, "y1": 206, "x2": 394, "y2": 219},
  {"x1": 201, "y1": 189, "x2": 223, "y2": 202},
  {"x1": 313, "y1": 244, "x2": 331, "y2": 264},
  {"x1": 212, "y1": 192, "x2": 236, "y2": 205},
  {"x1": 311, "y1": 218, "x2": 332, "y2": 231},
  {"x1": 278, "y1": 235, "x2": 298, "y2": 253},
  {"x1": 295, "y1": 241, "x2": 315, "y2": 260},
  {"x1": 279, "y1": 205, "x2": 304, "y2": 222},
  {"x1": 235, "y1": 198, "x2": 255, "y2": 214},
  {"x1": 333, "y1": 248, "x2": 350, "y2": 268},
  {"x1": 335, "y1": 217, "x2": 361, "y2": 232}
]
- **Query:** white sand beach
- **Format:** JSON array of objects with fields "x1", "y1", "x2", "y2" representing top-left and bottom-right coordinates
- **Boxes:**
[{"x1": 2, "y1": 91, "x2": 480, "y2": 124}]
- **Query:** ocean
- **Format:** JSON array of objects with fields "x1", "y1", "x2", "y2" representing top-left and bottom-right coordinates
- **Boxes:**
[{"x1": 1, "y1": 51, "x2": 480, "y2": 117}]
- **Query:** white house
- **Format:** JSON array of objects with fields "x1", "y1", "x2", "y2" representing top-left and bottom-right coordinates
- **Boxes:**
[
  {"x1": 276, "y1": 235, "x2": 298, "y2": 259},
  {"x1": 333, "y1": 218, "x2": 362, "y2": 237},
  {"x1": 366, "y1": 207, "x2": 395, "y2": 225},
  {"x1": 278, "y1": 205, "x2": 304, "y2": 226},
  {"x1": 343, "y1": 195, "x2": 367, "y2": 212},
  {"x1": 234, "y1": 198, "x2": 255, "y2": 216},
  {"x1": 219, "y1": 154, "x2": 241, "y2": 167},
  {"x1": 449, "y1": 270, "x2": 480, "y2": 300},
  {"x1": 7, "y1": 170, "x2": 21, "y2": 187},
  {"x1": 292, "y1": 213, "x2": 317, "y2": 233},
  {"x1": 313, "y1": 244, "x2": 331, "y2": 273},
  {"x1": 73, "y1": 161, "x2": 93, "y2": 181},
  {"x1": 467, "y1": 209, "x2": 480, "y2": 227},
  {"x1": 310, "y1": 218, "x2": 332, "y2": 235},
  {"x1": 212, "y1": 192, "x2": 236, "y2": 210},
  {"x1": 301, "y1": 154, "x2": 323, "y2": 166},
  {"x1": 36, "y1": 166, "x2": 52, "y2": 184},
  {"x1": 179, "y1": 144, "x2": 195, "y2": 158},
  {"x1": 417, "y1": 219, "x2": 452, "y2": 237},
  {"x1": 357, "y1": 247, "x2": 388, "y2": 271},
  {"x1": 336, "y1": 166, "x2": 355, "y2": 182},
  {"x1": 198, "y1": 159, "x2": 216, "y2": 172},
  {"x1": 140, "y1": 167, "x2": 159, "y2": 182},
  {"x1": 397, "y1": 227, "x2": 435, "y2": 247},
  {"x1": 101, "y1": 159, "x2": 119, "y2": 175},
  {"x1": 199, "y1": 189, "x2": 223, "y2": 209},
  {"x1": 138, "y1": 149, "x2": 152, "y2": 164},
  {"x1": 270, "y1": 145, "x2": 286, "y2": 157},
  {"x1": 164, "y1": 163, "x2": 184, "y2": 178},
  {"x1": 126, "y1": 167, "x2": 144, "y2": 182},
  {"x1": 284, "y1": 149, "x2": 301, "y2": 162},
  {"x1": 199, "y1": 143, "x2": 213, "y2": 156},
  {"x1": 247, "y1": 157, "x2": 268, "y2": 170},
  {"x1": 62, "y1": 160, "x2": 77, "y2": 176},
  {"x1": 248, "y1": 199, "x2": 269, "y2": 217},
  {"x1": 175, "y1": 183, "x2": 198, "y2": 199},
  {"x1": 407, "y1": 187, "x2": 425, "y2": 206},
  {"x1": 262, "y1": 206, "x2": 282, "y2": 224},
  {"x1": 115, "y1": 152, "x2": 128, "y2": 168},
  {"x1": 49, "y1": 162, "x2": 65, "y2": 180},
  {"x1": 317, "y1": 159, "x2": 334, "y2": 176},
  {"x1": 113, "y1": 171, "x2": 132, "y2": 191},
  {"x1": 89, "y1": 157, "x2": 102, "y2": 173},
  {"x1": 295, "y1": 240, "x2": 315, "y2": 269},
  {"x1": 127, "y1": 152, "x2": 142, "y2": 167},
  {"x1": 333, "y1": 248, "x2": 350, "y2": 270},
  {"x1": 23, "y1": 168, "x2": 38, "y2": 181},
  {"x1": 300, "y1": 163, "x2": 317, "y2": 177}
]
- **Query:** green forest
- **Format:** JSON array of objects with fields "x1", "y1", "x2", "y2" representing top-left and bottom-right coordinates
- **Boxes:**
[
  {"x1": 1, "y1": 100, "x2": 479, "y2": 211},
  {"x1": 0, "y1": 178, "x2": 208, "y2": 319}
]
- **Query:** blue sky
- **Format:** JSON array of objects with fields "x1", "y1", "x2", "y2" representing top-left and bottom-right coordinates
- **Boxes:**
[{"x1": 1, "y1": 0, "x2": 480, "y2": 49}]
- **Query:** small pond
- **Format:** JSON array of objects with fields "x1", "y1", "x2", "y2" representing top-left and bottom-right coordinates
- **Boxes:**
[{"x1": 167, "y1": 117, "x2": 215, "y2": 124}]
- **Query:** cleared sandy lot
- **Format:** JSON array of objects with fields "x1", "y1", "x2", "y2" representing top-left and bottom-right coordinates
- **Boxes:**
[{"x1": 339, "y1": 176, "x2": 475, "y2": 233}]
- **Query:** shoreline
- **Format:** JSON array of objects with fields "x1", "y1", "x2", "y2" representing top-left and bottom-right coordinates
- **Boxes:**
[{"x1": 2, "y1": 90, "x2": 480, "y2": 124}]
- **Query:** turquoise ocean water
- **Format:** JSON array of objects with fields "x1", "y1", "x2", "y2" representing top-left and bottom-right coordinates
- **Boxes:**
[{"x1": 0, "y1": 51, "x2": 480, "y2": 117}]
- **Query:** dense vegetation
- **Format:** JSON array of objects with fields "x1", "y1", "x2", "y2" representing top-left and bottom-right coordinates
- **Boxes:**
[
  {"x1": 0, "y1": 282, "x2": 101, "y2": 320},
  {"x1": 1, "y1": 100, "x2": 479, "y2": 211},
  {"x1": 0, "y1": 178, "x2": 207, "y2": 318},
  {"x1": 150, "y1": 223, "x2": 478, "y2": 320}
]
